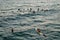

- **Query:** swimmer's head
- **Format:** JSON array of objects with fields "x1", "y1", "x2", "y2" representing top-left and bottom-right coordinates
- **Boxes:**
[
  {"x1": 18, "y1": 9, "x2": 20, "y2": 10},
  {"x1": 37, "y1": 28, "x2": 41, "y2": 32}
]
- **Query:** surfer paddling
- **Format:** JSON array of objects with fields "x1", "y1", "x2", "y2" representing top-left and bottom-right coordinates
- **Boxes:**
[{"x1": 36, "y1": 28, "x2": 47, "y2": 37}]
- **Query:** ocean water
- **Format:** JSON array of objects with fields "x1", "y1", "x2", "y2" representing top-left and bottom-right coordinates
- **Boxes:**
[{"x1": 0, "y1": 0, "x2": 60, "y2": 40}]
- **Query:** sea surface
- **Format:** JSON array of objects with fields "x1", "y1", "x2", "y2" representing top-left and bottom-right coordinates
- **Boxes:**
[{"x1": 0, "y1": 0, "x2": 60, "y2": 40}]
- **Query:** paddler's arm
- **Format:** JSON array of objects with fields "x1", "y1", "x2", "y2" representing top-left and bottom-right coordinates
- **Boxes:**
[
  {"x1": 39, "y1": 32, "x2": 47, "y2": 37},
  {"x1": 43, "y1": 34, "x2": 47, "y2": 37}
]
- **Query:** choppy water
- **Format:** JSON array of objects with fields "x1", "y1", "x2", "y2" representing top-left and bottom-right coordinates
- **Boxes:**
[{"x1": 0, "y1": 0, "x2": 60, "y2": 40}]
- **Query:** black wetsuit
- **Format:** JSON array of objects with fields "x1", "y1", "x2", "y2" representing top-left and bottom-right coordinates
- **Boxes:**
[{"x1": 11, "y1": 28, "x2": 13, "y2": 33}]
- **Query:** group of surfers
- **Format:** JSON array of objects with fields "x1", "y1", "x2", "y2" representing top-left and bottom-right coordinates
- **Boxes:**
[
  {"x1": 17, "y1": 7, "x2": 49, "y2": 13},
  {"x1": 17, "y1": 8, "x2": 40, "y2": 13}
]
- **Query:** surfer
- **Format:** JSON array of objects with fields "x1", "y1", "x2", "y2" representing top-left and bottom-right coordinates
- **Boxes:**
[
  {"x1": 37, "y1": 8, "x2": 39, "y2": 11},
  {"x1": 29, "y1": 8, "x2": 32, "y2": 12},
  {"x1": 18, "y1": 9, "x2": 22, "y2": 12},
  {"x1": 36, "y1": 28, "x2": 46, "y2": 37},
  {"x1": 32, "y1": 11, "x2": 35, "y2": 13},
  {"x1": 11, "y1": 28, "x2": 14, "y2": 33}
]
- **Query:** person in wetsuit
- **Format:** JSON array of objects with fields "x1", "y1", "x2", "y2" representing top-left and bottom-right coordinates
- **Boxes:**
[
  {"x1": 37, "y1": 8, "x2": 39, "y2": 11},
  {"x1": 18, "y1": 9, "x2": 22, "y2": 12},
  {"x1": 11, "y1": 28, "x2": 14, "y2": 33},
  {"x1": 29, "y1": 8, "x2": 32, "y2": 12},
  {"x1": 36, "y1": 28, "x2": 46, "y2": 37}
]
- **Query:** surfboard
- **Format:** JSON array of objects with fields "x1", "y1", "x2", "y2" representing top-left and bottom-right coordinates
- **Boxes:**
[{"x1": 35, "y1": 28, "x2": 47, "y2": 37}]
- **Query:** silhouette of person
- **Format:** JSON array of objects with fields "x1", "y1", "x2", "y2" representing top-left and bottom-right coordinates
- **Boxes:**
[
  {"x1": 11, "y1": 28, "x2": 14, "y2": 33},
  {"x1": 37, "y1": 8, "x2": 39, "y2": 11}
]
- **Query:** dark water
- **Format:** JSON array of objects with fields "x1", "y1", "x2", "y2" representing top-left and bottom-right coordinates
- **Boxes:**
[{"x1": 0, "y1": 0, "x2": 60, "y2": 40}]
